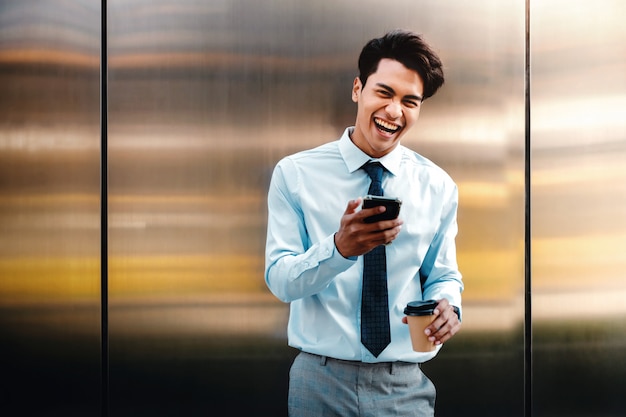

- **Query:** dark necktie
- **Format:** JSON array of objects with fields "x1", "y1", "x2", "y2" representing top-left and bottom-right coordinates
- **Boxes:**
[{"x1": 360, "y1": 161, "x2": 391, "y2": 357}]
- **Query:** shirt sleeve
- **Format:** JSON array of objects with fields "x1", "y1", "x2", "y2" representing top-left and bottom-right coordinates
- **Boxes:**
[
  {"x1": 264, "y1": 159, "x2": 356, "y2": 303},
  {"x1": 419, "y1": 180, "x2": 464, "y2": 313}
]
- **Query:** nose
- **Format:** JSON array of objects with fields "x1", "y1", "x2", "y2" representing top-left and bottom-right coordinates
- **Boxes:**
[{"x1": 386, "y1": 101, "x2": 402, "y2": 119}]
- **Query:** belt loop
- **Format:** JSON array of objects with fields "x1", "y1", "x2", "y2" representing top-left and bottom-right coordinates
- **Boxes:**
[
  {"x1": 390, "y1": 362, "x2": 396, "y2": 375},
  {"x1": 320, "y1": 355, "x2": 328, "y2": 366}
]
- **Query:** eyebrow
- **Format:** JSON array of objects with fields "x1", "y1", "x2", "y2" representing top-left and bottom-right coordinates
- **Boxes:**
[{"x1": 376, "y1": 83, "x2": 423, "y2": 102}]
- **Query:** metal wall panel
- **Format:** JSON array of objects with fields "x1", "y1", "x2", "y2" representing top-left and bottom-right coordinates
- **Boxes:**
[
  {"x1": 0, "y1": 0, "x2": 101, "y2": 415},
  {"x1": 531, "y1": 1, "x2": 626, "y2": 416},
  {"x1": 107, "y1": 1, "x2": 525, "y2": 416},
  {"x1": 13, "y1": 1, "x2": 626, "y2": 416}
]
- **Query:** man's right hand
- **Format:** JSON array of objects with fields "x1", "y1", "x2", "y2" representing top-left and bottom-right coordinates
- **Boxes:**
[{"x1": 334, "y1": 198, "x2": 403, "y2": 258}]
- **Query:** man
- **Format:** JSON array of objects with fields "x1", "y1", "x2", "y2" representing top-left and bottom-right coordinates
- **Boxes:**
[{"x1": 264, "y1": 30, "x2": 463, "y2": 416}]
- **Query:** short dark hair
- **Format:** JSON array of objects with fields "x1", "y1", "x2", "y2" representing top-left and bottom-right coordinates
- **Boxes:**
[{"x1": 358, "y1": 30, "x2": 445, "y2": 100}]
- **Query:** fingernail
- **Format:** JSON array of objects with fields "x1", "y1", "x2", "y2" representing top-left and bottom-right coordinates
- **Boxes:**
[{"x1": 424, "y1": 329, "x2": 431, "y2": 336}]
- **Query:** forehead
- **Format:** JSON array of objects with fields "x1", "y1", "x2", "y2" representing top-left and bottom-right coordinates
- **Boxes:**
[{"x1": 369, "y1": 58, "x2": 424, "y2": 96}]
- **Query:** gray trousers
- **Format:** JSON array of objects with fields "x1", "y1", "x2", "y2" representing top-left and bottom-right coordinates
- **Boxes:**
[{"x1": 288, "y1": 352, "x2": 436, "y2": 417}]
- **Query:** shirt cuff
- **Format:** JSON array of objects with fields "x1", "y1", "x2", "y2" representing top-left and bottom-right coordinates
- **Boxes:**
[{"x1": 324, "y1": 234, "x2": 358, "y2": 265}]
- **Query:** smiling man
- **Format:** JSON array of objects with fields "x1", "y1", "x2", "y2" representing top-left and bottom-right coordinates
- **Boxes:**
[
  {"x1": 265, "y1": 30, "x2": 463, "y2": 417},
  {"x1": 351, "y1": 58, "x2": 423, "y2": 158}
]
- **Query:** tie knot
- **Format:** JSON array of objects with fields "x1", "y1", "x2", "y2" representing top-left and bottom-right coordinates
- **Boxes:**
[
  {"x1": 363, "y1": 161, "x2": 384, "y2": 181},
  {"x1": 363, "y1": 162, "x2": 384, "y2": 196}
]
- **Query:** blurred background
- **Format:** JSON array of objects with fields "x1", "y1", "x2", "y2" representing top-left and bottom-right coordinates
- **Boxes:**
[{"x1": 0, "y1": 0, "x2": 624, "y2": 416}]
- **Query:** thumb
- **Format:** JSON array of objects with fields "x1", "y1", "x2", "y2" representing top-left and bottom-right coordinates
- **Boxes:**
[{"x1": 344, "y1": 198, "x2": 362, "y2": 215}]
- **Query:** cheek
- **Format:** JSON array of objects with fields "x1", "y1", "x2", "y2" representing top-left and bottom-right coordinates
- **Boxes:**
[
  {"x1": 358, "y1": 106, "x2": 374, "y2": 124},
  {"x1": 401, "y1": 112, "x2": 420, "y2": 130},
  {"x1": 409, "y1": 108, "x2": 421, "y2": 122}
]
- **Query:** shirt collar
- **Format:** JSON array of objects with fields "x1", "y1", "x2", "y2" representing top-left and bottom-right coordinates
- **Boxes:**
[{"x1": 338, "y1": 127, "x2": 403, "y2": 177}]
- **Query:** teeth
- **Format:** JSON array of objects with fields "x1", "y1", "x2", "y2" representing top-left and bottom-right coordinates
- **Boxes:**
[{"x1": 375, "y1": 118, "x2": 399, "y2": 132}]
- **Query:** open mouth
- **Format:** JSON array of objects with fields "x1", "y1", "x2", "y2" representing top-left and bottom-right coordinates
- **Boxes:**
[{"x1": 374, "y1": 117, "x2": 401, "y2": 134}]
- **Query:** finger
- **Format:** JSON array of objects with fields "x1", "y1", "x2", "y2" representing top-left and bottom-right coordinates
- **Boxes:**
[
  {"x1": 426, "y1": 301, "x2": 449, "y2": 333},
  {"x1": 358, "y1": 205, "x2": 387, "y2": 221},
  {"x1": 345, "y1": 198, "x2": 362, "y2": 215},
  {"x1": 362, "y1": 219, "x2": 403, "y2": 238},
  {"x1": 425, "y1": 318, "x2": 446, "y2": 338},
  {"x1": 428, "y1": 315, "x2": 461, "y2": 344},
  {"x1": 433, "y1": 298, "x2": 450, "y2": 316},
  {"x1": 426, "y1": 310, "x2": 453, "y2": 337},
  {"x1": 379, "y1": 227, "x2": 402, "y2": 246},
  {"x1": 372, "y1": 225, "x2": 403, "y2": 246},
  {"x1": 434, "y1": 321, "x2": 461, "y2": 345}
]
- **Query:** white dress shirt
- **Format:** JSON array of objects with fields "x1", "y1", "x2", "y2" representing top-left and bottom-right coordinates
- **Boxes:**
[{"x1": 265, "y1": 127, "x2": 463, "y2": 363}]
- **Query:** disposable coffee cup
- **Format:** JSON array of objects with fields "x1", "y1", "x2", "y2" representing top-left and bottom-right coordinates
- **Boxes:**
[{"x1": 404, "y1": 300, "x2": 439, "y2": 352}]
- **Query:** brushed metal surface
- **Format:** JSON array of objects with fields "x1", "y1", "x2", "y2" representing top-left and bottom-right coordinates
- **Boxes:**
[
  {"x1": 0, "y1": 0, "x2": 101, "y2": 415},
  {"x1": 1, "y1": 0, "x2": 624, "y2": 415}
]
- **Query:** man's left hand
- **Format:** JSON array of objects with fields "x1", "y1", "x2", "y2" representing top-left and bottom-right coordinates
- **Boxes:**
[{"x1": 402, "y1": 298, "x2": 461, "y2": 346}]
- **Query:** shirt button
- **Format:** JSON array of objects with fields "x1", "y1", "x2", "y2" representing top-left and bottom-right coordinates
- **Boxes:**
[{"x1": 303, "y1": 262, "x2": 309, "y2": 268}]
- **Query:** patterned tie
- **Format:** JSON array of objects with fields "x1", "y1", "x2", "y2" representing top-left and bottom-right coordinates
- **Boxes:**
[{"x1": 360, "y1": 162, "x2": 391, "y2": 357}]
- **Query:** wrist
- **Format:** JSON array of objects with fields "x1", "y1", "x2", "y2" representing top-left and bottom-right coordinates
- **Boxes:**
[
  {"x1": 333, "y1": 233, "x2": 356, "y2": 260},
  {"x1": 451, "y1": 305, "x2": 461, "y2": 321}
]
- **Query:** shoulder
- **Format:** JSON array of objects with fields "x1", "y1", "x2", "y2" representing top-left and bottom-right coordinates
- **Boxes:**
[
  {"x1": 270, "y1": 140, "x2": 344, "y2": 198},
  {"x1": 276, "y1": 140, "x2": 342, "y2": 170},
  {"x1": 400, "y1": 146, "x2": 456, "y2": 186}
]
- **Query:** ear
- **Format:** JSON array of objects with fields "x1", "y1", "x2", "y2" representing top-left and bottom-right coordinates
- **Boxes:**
[{"x1": 352, "y1": 77, "x2": 362, "y2": 103}]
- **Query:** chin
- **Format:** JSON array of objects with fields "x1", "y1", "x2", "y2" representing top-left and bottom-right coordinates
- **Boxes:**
[{"x1": 370, "y1": 143, "x2": 397, "y2": 157}]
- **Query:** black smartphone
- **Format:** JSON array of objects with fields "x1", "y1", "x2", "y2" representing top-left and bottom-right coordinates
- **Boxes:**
[{"x1": 362, "y1": 195, "x2": 402, "y2": 223}]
